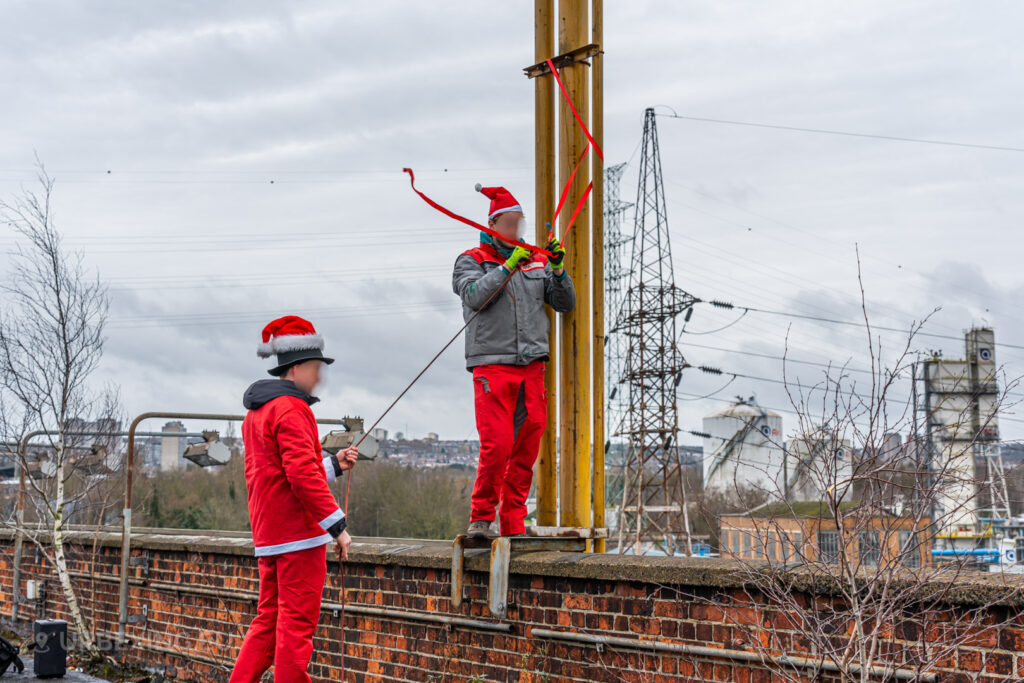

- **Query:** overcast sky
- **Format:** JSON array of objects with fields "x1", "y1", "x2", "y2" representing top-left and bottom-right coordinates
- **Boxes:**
[{"x1": 1, "y1": 1, "x2": 1022, "y2": 446}]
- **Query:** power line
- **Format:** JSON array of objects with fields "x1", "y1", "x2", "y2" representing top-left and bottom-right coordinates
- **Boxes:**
[
  {"x1": 2, "y1": 233, "x2": 469, "y2": 256},
  {"x1": 679, "y1": 340, "x2": 876, "y2": 376},
  {"x1": 0, "y1": 226, "x2": 465, "y2": 246},
  {"x1": 656, "y1": 112, "x2": 1024, "y2": 153},
  {"x1": 734, "y1": 304, "x2": 1024, "y2": 351},
  {"x1": 107, "y1": 266, "x2": 450, "y2": 292},
  {"x1": 0, "y1": 166, "x2": 531, "y2": 175},
  {"x1": 690, "y1": 296, "x2": 1024, "y2": 353},
  {"x1": 678, "y1": 361, "x2": 1024, "y2": 426},
  {"x1": 664, "y1": 191, "x2": 1024, "y2": 331},
  {"x1": 106, "y1": 299, "x2": 453, "y2": 329}
]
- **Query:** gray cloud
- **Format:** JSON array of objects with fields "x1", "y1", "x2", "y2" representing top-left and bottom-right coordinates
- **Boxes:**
[{"x1": 2, "y1": 0, "x2": 1022, "y2": 443}]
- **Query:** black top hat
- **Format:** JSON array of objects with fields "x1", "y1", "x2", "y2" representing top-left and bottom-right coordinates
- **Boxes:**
[{"x1": 267, "y1": 348, "x2": 335, "y2": 376}]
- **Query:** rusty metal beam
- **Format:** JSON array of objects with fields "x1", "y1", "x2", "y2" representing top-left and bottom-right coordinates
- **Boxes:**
[{"x1": 523, "y1": 43, "x2": 602, "y2": 79}]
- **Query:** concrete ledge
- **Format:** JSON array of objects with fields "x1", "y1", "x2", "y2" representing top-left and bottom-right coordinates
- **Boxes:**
[{"x1": 6, "y1": 526, "x2": 1024, "y2": 607}]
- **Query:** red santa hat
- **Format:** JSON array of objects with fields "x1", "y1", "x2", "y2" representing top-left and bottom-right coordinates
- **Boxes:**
[
  {"x1": 475, "y1": 184, "x2": 523, "y2": 220},
  {"x1": 257, "y1": 316, "x2": 334, "y2": 376}
]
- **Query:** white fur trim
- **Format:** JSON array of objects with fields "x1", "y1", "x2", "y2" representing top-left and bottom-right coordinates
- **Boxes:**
[
  {"x1": 475, "y1": 183, "x2": 483, "y2": 192},
  {"x1": 256, "y1": 333, "x2": 324, "y2": 357},
  {"x1": 488, "y1": 204, "x2": 522, "y2": 219},
  {"x1": 270, "y1": 333, "x2": 324, "y2": 354},
  {"x1": 256, "y1": 341, "x2": 275, "y2": 358}
]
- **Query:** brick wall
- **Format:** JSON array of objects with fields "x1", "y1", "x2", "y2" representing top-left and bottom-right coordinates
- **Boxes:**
[{"x1": 1, "y1": 528, "x2": 1022, "y2": 682}]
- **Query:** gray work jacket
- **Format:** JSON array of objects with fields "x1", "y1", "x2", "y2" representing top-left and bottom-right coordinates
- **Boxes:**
[{"x1": 452, "y1": 244, "x2": 575, "y2": 369}]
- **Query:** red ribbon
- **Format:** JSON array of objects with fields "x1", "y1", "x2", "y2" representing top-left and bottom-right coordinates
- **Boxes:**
[
  {"x1": 563, "y1": 180, "x2": 593, "y2": 244},
  {"x1": 553, "y1": 144, "x2": 590, "y2": 227},
  {"x1": 403, "y1": 59, "x2": 601, "y2": 253},
  {"x1": 547, "y1": 58, "x2": 604, "y2": 161},
  {"x1": 402, "y1": 168, "x2": 553, "y2": 257}
]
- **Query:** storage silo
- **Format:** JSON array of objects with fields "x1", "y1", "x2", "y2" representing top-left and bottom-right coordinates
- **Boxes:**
[
  {"x1": 784, "y1": 428, "x2": 853, "y2": 501},
  {"x1": 702, "y1": 398, "x2": 784, "y2": 496}
]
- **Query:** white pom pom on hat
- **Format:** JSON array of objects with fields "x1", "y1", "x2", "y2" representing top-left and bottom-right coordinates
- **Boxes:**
[{"x1": 476, "y1": 184, "x2": 523, "y2": 220}]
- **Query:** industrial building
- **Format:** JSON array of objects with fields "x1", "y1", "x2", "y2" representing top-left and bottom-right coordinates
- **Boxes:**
[
  {"x1": 783, "y1": 427, "x2": 853, "y2": 501},
  {"x1": 921, "y1": 327, "x2": 1010, "y2": 556},
  {"x1": 721, "y1": 501, "x2": 931, "y2": 568}
]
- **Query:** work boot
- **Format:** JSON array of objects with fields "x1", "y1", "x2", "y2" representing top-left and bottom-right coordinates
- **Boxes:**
[{"x1": 467, "y1": 520, "x2": 492, "y2": 540}]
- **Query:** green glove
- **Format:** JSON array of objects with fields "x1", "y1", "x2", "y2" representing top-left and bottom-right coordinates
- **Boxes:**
[
  {"x1": 546, "y1": 238, "x2": 566, "y2": 269},
  {"x1": 503, "y1": 245, "x2": 531, "y2": 272}
]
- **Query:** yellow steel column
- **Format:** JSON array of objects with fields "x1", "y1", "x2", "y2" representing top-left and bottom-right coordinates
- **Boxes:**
[
  {"x1": 591, "y1": 0, "x2": 606, "y2": 552},
  {"x1": 557, "y1": 0, "x2": 592, "y2": 529},
  {"x1": 534, "y1": 0, "x2": 558, "y2": 527}
]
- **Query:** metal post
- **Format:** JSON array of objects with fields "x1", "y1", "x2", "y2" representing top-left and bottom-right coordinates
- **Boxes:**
[
  {"x1": 11, "y1": 428, "x2": 200, "y2": 622},
  {"x1": 590, "y1": 0, "x2": 605, "y2": 553},
  {"x1": 534, "y1": 0, "x2": 558, "y2": 527},
  {"x1": 557, "y1": 0, "x2": 592, "y2": 530},
  {"x1": 11, "y1": 444, "x2": 25, "y2": 621}
]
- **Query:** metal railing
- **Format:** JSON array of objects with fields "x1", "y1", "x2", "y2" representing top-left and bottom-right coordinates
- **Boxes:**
[
  {"x1": 10, "y1": 428, "x2": 204, "y2": 621},
  {"x1": 116, "y1": 411, "x2": 354, "y2": 644}
]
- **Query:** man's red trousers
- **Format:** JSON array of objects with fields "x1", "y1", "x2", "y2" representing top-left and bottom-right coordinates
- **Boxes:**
[
  {"x1": 229, "y1": 543, "x2": 327, "y2": 683},
  {"x1": 471, "y1": 360, "x2": 547, "y2": 535}
]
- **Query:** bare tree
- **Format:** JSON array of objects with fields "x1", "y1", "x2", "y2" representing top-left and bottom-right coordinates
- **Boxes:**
[
  {"x1": 0, "y1": 160, "x2": 114, "y2": 662},
  {"x1": 679, "y1": 256, "x2": 1024, "y2": 682}
]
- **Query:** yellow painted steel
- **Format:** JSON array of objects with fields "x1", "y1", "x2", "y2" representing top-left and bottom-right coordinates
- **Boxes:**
[
  {"x1": 590, "y1": 0, "x2": 606, "y2": 553},
  {"x1": 557, "y1": 0, "x2": 592, "y2": 531},
  {"x1": 534, "y1": 0, "x2": 558, "y2": 527}
]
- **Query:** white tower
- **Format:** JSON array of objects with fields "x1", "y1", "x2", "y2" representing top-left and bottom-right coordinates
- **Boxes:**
[
  {"x1": 784, "y1": 428, "x2": 853, "y2": 501},
  {"x1": 923, "y1": 327, "x2": 1005, "y2": 549},
  {"x1": 702, "y1": 398, "x2": 784, "y2": 496}
]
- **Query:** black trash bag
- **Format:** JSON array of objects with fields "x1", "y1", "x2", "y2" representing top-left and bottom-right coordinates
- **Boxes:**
[{"x1": 0, "y1": 635, "x2": 24, "y2": 676}]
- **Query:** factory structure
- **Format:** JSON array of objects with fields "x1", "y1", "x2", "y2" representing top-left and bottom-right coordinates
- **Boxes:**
[
  {"x1": 701, "y1": 327, "x2": 1019, "y2": 570},
  {"x1": 702, "y1": 399, "x2": 784, "y2": 496},
  {"x1": 701, "y1": 399, "x2": 851, "y2": 503},
  {"x1": 921, "y1": 327, "x2": 1018, "y2": 567}
]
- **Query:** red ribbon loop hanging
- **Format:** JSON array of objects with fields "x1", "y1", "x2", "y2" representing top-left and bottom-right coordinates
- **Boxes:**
[
  {"x1": 402, "y1": 168, "x2": 553, "y2": 257},
  {"x1": 402, "y1": 58, "x2": 600, "y2": 254}
]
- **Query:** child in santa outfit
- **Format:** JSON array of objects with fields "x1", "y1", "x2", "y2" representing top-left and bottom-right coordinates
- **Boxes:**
[
  {"x1": 452, "y1": 185, "x2": 575, "y2": 538},
  {"x1": 230, "y1": 316, "x2": 357, "y2": 683}
]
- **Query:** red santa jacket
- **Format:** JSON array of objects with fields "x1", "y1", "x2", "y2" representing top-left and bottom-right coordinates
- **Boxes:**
[{"x1": 241, "y1": 379, "x2": 347, "y2": 556}]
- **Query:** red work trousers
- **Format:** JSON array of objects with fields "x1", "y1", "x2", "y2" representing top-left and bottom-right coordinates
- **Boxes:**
[
  {"x1": 470, "y1": 360, "x2": 547, "y2": 535},
  {"x1": 229, "y1": 543, "x2": 328, "y2": 683}
]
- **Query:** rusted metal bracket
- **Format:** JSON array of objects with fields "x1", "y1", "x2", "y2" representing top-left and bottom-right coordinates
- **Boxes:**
[
  {"x1": 130, "y1": 550, "x2": 150, "y2": 575},
  {"x1": 451, "y1": 526, "x2": 607, "y2": 618},
  {"x1": 123, "y1": 604, "x2": 148, "y2": 625},
  {"x1": 523, "y1": 43, "x2": 602, "y2": 79}
]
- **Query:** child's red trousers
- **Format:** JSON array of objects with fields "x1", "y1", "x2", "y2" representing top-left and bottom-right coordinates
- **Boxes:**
[{"x1": 229, "y1": 543, "x2": 327, "y2": 683}]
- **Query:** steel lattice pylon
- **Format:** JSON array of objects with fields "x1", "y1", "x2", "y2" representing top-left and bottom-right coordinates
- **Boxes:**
[
  {"x1": 603, "y1": 162, "x2": 632, "y2": 466},
  {"x1": 615, "y1": 108, "x2": 696, "y2": 556}
]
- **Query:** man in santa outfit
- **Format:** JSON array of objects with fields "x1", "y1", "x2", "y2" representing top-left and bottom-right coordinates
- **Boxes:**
[
  {"x1": 452, "y1": 185, "x2": 575, "y2": 539},
  {"x1": 230, "y1": 315, "x2": 357, "y2": 683}
]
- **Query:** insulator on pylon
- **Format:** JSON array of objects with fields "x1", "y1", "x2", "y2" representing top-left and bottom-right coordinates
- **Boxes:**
[{"x1": 710, "y1": 300, "x2": 734, "y2": 309}]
